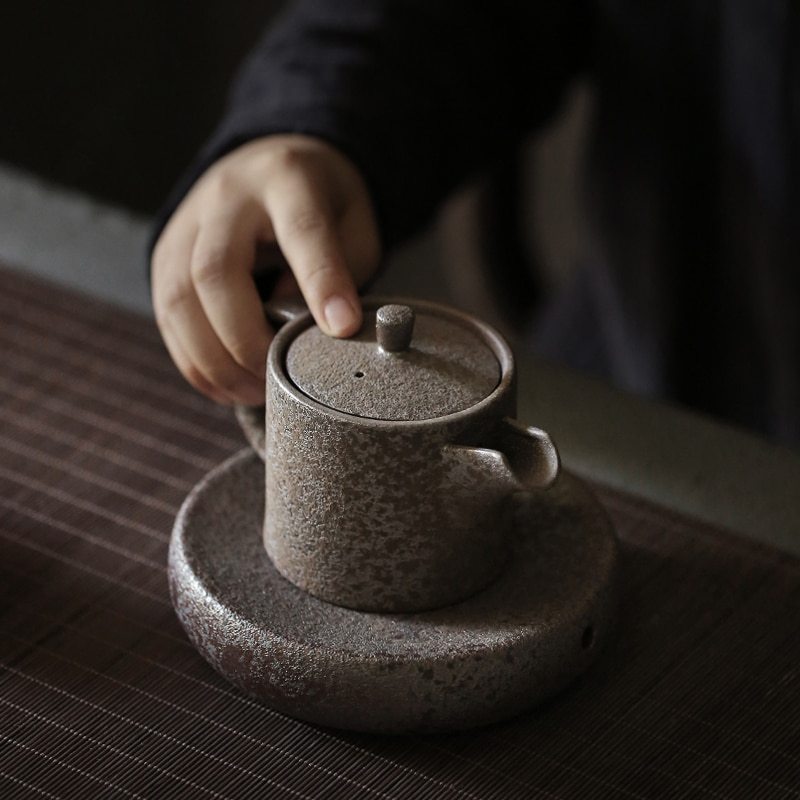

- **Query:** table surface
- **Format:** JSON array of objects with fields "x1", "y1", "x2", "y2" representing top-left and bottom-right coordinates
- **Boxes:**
[{"x1": 1, "y1": 265, "x2": 799, "y2": 799}]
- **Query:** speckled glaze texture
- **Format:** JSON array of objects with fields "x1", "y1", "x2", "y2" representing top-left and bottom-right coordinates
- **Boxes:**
[
  {"x1": 168, "y1": 449, "x2": 619, "y2": 734},
  {"x1": 286, "y1": 307, "x2": 500, "y2": 421},
  {"x1": 248, "y1": 297, "x2": 560, "y2": 613}
]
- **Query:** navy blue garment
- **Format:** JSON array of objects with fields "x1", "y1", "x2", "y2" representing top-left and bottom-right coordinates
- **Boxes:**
[{"x1": 156, "y1": 0, "x2": 800, "y2": 446}]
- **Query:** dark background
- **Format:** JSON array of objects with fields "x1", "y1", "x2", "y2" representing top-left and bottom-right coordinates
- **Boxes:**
[{"x1": 1, "y1": 1, "x2": 287, "y2": 214}]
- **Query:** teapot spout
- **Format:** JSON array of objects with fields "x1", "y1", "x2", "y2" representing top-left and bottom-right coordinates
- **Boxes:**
[
  {"x1": 441, "y1": 418, "x2": 560, "y2": 498},
  {"x1": 495, "y1": 417, "x2": 560, "y2": 490}
]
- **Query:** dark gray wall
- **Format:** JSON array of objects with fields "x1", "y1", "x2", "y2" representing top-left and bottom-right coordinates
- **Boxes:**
[{"x1": 2, "y1": 2, "x2": 287, "y2": 213}]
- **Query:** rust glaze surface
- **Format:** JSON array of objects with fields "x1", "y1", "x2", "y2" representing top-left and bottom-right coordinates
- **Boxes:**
[
  {"x1": 286, "y1": 306, "x2": 500, "y2": 421},
  {"x1": 168, "y1": 449, "x2": 619, "y2": 735},
  {"x1": 245, "y1": 297, "x2": 562, "y2": 613},
  {"x1": 265, "y1": 299, "x2": 517, "y2": 612}
]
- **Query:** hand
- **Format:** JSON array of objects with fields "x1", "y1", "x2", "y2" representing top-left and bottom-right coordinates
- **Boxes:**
[{"x1": 151, "y1": 134, "x2": 381, "y2": 405}]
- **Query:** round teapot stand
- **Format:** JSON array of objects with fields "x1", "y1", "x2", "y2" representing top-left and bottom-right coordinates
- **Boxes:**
[{"x1": 169, "y1": 448, "x2": 619, "y2": 734}]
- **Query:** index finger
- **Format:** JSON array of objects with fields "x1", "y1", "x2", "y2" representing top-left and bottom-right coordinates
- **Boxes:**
[{"x1": 263, "y1": 169, "x2": 361, "y2": 337}]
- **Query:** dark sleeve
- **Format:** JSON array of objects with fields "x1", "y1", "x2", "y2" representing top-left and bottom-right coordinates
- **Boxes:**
[{"x1": 153, "y1": 0, "x2": 590, "y2": 251}]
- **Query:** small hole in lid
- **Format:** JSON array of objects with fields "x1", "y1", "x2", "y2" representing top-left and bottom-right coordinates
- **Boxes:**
[
  {"x1": 581, "y1": 625, "x2": 594, "y2": 650},
  {"x1": 354, "y1": 371, "x2": 364, "y2": 378}
]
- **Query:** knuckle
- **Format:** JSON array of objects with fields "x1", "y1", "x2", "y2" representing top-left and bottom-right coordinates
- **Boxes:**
[
  {"x1": 287, "y1": 208, "x2": 327, "y2": 236},
  {"x1": 156, "y1": 279, "x2": 192, "y2": 318},
  {"x1": 190, "y1": 247, "x2": 229, "y2": 285},
  {"x1": 200, "y1": 169, "x2": 236, "y2": 205},
  {"x1": 301, "y1": 261, "x2": 337, "y2": 287},
  {"x1": 252, "y1": 143, "x2": 304, "y2": 179},
  {"x1": 271, "y1": 143, "x2": 308, "y2": 172}
]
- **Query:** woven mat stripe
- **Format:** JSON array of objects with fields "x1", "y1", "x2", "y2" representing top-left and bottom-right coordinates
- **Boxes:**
[
  {"x1": 2, "y1": 264, "x2": 800, "y2": 800},
  {"x1": 0, "y1": 302, "x2": 222, "y2": 416},
  {"x1": 0, "y1": 405, "x2": 194, "y2": 489},
  {"x1": 0, "y1": 772, "x2": 65, "y2": 800},
  {"x1": 0, "y1": 267, "x2": 239, "y2": 431},
  {"x1": 3, "y1": 424, "x2": 792, "y2": 800},
  {"x1": 0, "y1": 643, "x2": 404, "y2": 800},
  {"x1": 1, "y1": 699, "x2": 230, "y2": 799},
  {"x1": 0, "y1": 432, "x2": 177, "y2": 515},
  {"x1": 0, "y1": 375, "x2": 222, "y2": 470},
  {"x1": 1, "y1": 342, "x2": 240, "y2": 451},
  {"x1": 0, "y1": 572, "x2": 488, "y2": 796},
  {"x1": 1, "y1": 663, "x2": 328, "y2": 798},
  {"x1": 0, "y1": 461, "x2": 169, "y2": 542}
]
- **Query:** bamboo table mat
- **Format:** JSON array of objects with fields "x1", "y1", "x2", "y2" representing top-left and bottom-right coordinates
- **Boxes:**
[{"x1": 1, "y1": 265, "x2": 798, "y2": 799}]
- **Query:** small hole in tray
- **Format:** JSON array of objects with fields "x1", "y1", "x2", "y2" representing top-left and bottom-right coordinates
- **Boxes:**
[
  {"x1": 354, "y1": 371, "x2": 364, "y2": 378},
  {"x1": 581, "y1": 625, "x2": 594, "y2": 650}
]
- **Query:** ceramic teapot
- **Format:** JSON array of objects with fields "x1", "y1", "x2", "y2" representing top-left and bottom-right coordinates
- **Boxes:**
[{"x1": 237, "y1": 297, "x2": 560, "y2": 613}]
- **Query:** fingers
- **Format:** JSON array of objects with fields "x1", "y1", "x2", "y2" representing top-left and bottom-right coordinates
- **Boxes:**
[
  {"x1": 152, "y1": 135, "x2": 383, "y2": 407},
  {"x1": 264, "y1": 167, "x2": 362, "y2": 338},
  {"x1": 159, "y1": 316, "x2": 229, "y2": 405},
  {"x1": 152, "y1": 219, "x2": 265, "y2": 406},
  {"x1": 190, "y1": 207, "x2": 272, "y2": 380},
  {"x1": 173, "y1": 287, "x2": 264, "y2": 406}
]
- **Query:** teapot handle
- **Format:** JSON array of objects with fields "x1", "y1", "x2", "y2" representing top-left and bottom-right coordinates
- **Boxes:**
[{"x1": 235, "y1": 298, "x2": 307, "y2": 460}]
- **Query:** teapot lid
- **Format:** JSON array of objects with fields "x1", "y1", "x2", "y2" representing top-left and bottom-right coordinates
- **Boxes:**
[{"x1": 285, "y1": 303, "x2": 500, "y2": 421}]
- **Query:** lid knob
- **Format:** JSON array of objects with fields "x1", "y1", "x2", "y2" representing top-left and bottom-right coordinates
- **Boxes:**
[{"x1": 376, "y1": 304, "x2": 415, "y2": 352}]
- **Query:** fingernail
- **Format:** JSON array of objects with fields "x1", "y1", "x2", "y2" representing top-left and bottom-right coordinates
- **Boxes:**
[{"x1": 323, "y1": 295, "x2": 358, "y2": 336}]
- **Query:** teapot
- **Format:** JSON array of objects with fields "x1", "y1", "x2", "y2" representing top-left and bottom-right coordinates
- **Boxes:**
[{"x1": 237, "y1": 297, "x2": 560, "y2": 613}]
